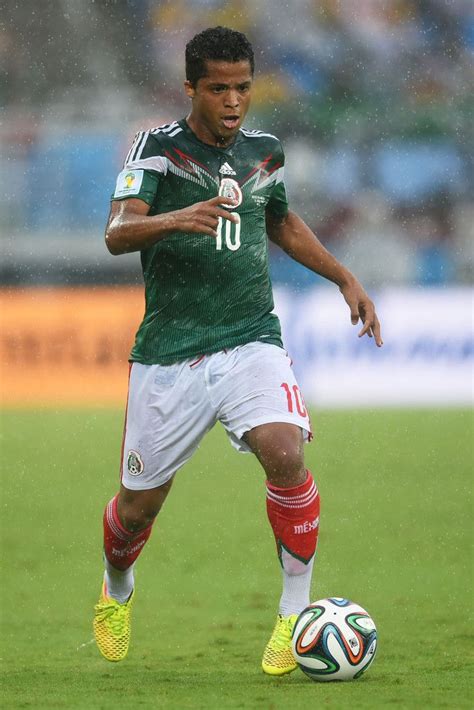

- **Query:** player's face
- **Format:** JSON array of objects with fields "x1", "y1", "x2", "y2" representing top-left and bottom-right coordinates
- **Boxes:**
[{"x1": 185, "y1": 60, "x2": 253, "y2": 146}]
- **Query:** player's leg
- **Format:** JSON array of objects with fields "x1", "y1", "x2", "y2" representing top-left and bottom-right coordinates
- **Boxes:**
[
  {"x1": 94, "y1": 359, "x2": 217, "y2": 662},
  {"x1": 102, "y1": 480, "x2": 174, "y2": 604},
  {"x1": 244, "y1": 422, "x2": 319, "y2": 613},
  {"x1": 244, "y1": 422, "x2": 319, "y2": 612},
  {"x1": 244, "y1": 422, "x2": 320, "y2": 675},
  {"x1": 95, "y1": 480, "x2": 173, "y2": 662},
  {"x1": 212, "y1": 343, "x2": 318, "y2": 675}
]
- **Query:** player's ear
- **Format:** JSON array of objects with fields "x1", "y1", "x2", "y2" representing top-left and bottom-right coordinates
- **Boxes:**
[{"x1": 184, "y1": 81, "x2": 195, "y2": 99}]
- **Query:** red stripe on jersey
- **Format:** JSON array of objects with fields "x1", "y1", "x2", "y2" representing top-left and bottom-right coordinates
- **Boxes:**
[
  {"x1": 164, "y1": 148, "x2": 213, "y2": 177},
  {"x1": 241, "y1": 155, "x2": 283, "y2": 186}
]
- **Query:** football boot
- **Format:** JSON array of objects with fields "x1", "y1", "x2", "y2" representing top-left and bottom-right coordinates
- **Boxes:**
[{"x1": 262, "y1": 614, "x2": 298, "y2": 676}]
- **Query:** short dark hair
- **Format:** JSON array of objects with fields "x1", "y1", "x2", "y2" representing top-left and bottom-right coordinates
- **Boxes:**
[{"x1": 185, "y1": 26, "x2": 254, "y2": 87}]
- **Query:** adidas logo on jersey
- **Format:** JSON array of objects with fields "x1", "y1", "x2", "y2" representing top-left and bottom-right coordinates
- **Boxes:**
[{"x1": 219, "y1": 162, "x2": 236, "y2": 176}]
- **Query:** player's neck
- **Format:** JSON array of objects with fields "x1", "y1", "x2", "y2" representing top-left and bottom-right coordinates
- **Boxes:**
[{"x1": 185, "y1": 114, "x2": 235, "y2": 149}]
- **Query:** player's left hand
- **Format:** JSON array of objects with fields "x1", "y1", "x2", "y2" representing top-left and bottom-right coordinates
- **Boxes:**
[{"x1": 340, "y1": 281, "x2": 383, "y2": 347}]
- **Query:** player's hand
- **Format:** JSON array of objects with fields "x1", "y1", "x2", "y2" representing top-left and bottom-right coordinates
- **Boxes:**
[
  {"x1": 173, "y1": 195, "x2": 239, "y2": 238},
  {"x1": 339, "y1": 280, "x2": 383, "y2": 347}
]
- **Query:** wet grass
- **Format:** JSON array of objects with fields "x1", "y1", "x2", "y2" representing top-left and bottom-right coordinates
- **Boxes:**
[{"x1": 1, "y1": 408, "x2": 472, "y2": 708}]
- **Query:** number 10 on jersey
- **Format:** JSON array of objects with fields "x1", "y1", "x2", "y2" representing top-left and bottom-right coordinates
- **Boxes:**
[{"x1": 216, "y1": 214, "x2": 241, "y2": 251}]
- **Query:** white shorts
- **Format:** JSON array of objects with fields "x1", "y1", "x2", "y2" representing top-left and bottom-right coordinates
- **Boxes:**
[{"x1": 121, "y1": 342, "x2": 312, "y2": 490}]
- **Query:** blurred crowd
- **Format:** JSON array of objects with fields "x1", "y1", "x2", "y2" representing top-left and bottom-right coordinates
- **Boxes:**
[{"x1": 2, "y1": 0, "x2": 473, "y2": 287}]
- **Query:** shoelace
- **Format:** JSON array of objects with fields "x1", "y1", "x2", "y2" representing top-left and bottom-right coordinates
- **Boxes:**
[
  {"x1": 272, "y1": 618, "x2": 292, "y2": 649},
  {"x1": 95, "y1": 602, "x2": 127, "y2": 633}
]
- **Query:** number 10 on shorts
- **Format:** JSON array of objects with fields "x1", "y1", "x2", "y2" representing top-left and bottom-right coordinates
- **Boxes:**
[
  {"x1": 216, "y1": 214, "x2": 241, "y2": 251},
  {"x1": 281, "y1": 382, "x2": 307, "y2": 417}
]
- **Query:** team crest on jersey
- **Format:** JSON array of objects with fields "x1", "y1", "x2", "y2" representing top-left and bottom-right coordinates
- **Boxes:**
[
  {"x1": 127, "y1": 450, "x2": 144, "y2": 476},
  {"x1": 114, "y1": 169, "x2": 144, "y2": 198},
  {"x1": 219, "y1": 178, "x2": 242, "y2": 208}
]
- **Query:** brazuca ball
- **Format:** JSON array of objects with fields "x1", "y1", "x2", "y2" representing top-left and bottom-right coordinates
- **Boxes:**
[{"x1": 291, "y1": 597, "x2": 377, "y2": 681}]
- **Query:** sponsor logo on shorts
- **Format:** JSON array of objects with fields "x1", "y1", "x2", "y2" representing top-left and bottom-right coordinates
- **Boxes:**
[
  {"x1": 293, "y1": 516, "x2": 319, "y2": 534},
  {"x1": 127, "y1": 449, "x2": 144, "y2": 476}
]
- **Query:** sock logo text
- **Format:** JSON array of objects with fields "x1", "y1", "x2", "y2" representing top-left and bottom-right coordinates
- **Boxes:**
[
  {"x1": 293, "y1": 517, "x2": 319, "y2": 534},
  {"x1": 112, "y1": 539, "x2": 146, "y2": 557}
]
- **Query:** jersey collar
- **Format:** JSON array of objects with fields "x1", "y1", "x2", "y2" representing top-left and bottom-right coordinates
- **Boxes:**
[{"x1": 178, "y1": 118, "x2": 242, "y2": 153}]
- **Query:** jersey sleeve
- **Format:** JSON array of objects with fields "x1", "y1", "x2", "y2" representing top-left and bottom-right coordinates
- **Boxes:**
[
  {"x1": 111, "y1": 131, "x2": 167, "y2": 206},
  {"x1": 266, "y1": 141, "x2": 289, "y2": 218}
]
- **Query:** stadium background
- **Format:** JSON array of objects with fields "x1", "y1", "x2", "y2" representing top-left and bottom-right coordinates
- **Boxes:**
[
  {"x1": 1, "y1": 0, "x2": 472, "y2": 406},
  {"x1": 1, "y1": 2, "x2": 472, "y2": 709}
]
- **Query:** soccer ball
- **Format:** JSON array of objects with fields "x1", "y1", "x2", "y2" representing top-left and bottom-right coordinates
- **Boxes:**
[{"x1": 292, "y1": 597, "x2": 377, "y2": 681}]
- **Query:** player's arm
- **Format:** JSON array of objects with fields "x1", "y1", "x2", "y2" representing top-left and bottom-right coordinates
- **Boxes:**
[
  {"x1": 266, "y1": 209, "x2": 383, "y2": 346},
  {"x1": 105, "y1": 196, "x2": 238, "y2": 255}
]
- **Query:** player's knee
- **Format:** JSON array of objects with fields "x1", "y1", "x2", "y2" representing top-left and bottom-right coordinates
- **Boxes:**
[
  {"x1": 246, "y1": 423, "x2": 306, "y2": 486},
  {"x1": 118, "y1": 479, "x2": 173, "y2": 532},
  {"x1": 120, "y1": 506, "x2": 158, "y2": 532},
  {"x1": 264, "y1": 444, "x2": 305, "y2": 485}
]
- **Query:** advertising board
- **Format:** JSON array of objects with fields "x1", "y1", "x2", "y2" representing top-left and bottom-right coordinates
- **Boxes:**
[{"x1": 1, "y1": 287, "x2": 472, "y2": 407}]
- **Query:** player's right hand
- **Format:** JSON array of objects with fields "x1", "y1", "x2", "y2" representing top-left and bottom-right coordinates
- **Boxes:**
[{"x1": 173, "y1": 195, "x2": 239, "y2": 237}]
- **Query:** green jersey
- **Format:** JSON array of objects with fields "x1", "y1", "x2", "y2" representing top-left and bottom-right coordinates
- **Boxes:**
[{"x1": 112, "y1": 118, "x2": 289, "y2": 365}]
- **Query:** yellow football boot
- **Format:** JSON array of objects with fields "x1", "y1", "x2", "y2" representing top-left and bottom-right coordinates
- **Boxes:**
[
  {"x1": 93, "y1": 583, "x2": 134, "y2": 662},
  {"x1": 262, "y1": 614, "x2": 298, "y2": 676}
]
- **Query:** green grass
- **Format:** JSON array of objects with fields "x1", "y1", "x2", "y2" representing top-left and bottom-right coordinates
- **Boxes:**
[{"x1": 1, "y1": 408, "x2": 473, "y2": 709}]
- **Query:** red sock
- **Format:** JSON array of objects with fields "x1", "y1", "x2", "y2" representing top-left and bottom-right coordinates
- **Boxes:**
[
  {"x1": 103, "y1": 495, "x2": 153, "y2": 571},
  {"x1": 266, "y1": 471, "x2": 320, "y2": 568}
]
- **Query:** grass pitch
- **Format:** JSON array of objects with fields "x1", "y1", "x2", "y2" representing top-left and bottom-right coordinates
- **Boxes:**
[{"x1": 1, "y1": 408, "x2": 472, "y2": 709}]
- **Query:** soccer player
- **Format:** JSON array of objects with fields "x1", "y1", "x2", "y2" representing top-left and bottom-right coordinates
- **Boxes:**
[{"x1": 93, "y1": 26, "x2": 382, "y2": 675}]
